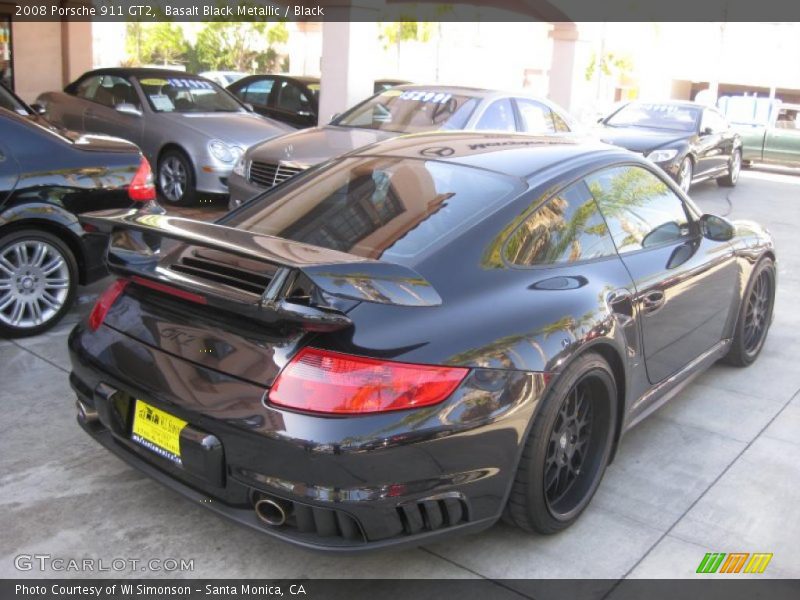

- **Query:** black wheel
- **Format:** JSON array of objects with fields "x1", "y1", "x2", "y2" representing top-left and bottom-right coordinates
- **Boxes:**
[
  {"x1": 0, "y1": 229, "x2": 78, "y2": 338},
  {"x1": 676, "y1": 157, "x2": 693, "y2": 194},
  {"x1": 717, "y1": 149, "x2": 741, "y2": 187},
  {"x1": 158, "y1": 149, "x2": 196, "y2": 205},
  {"x1": 724, "y1": 257, "x2": 776, "y2": 367},
  {"x1": 505, "y1": 352, "x2": 616, "y2": 534}
]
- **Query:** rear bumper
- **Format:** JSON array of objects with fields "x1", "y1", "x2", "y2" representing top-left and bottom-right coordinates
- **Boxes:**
[{"x1": 68, "y1": 321, "x2": 544, "y2": 552}]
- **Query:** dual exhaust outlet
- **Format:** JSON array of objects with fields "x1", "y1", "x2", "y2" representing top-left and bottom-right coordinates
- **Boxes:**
[{"x1": 253, "y1": 494, "x2": 291, "y2": 527}]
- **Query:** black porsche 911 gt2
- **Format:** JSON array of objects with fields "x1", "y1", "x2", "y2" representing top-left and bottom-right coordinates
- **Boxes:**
[{"x1": 69, "y1": 132, "x2": 775, "y2": 552}]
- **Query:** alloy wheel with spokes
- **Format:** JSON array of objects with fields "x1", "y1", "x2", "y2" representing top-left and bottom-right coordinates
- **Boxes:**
[
  {"x1": 158, "y1": 150, "x2": 195, "y2": 205},
  {"x1": 0, "y1": 231, "x2": 76, "y2": 336},
  {"x1": 743, "y1": 269, "x2": 772, "y2": 356},
  {"x1": 724, "y1": 256, "x2": 775, "y2": 367},
  {"x1": 677, "y1": 157, "x2": 693, "y2": 194},
  {"x1": 504, "y1": 352, "x2": 616, "y2": 534}
]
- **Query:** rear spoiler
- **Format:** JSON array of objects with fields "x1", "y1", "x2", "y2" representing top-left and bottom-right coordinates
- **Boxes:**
[{"x1": 80, "y1": 210, "x2": 441, "y2": 331}]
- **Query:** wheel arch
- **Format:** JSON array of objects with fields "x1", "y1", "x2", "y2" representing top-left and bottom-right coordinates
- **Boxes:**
[
  {"x1": 0, "y1": 217, "x2": 87, "y2": 284},
  {"x1": 581, "y1": 340, "x2": 628, "y2": 463},
  {"x1": 157, "y1": 143, "x2": 196, "y2": 176}
]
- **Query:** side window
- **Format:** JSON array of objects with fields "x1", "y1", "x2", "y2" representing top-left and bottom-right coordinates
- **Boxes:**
[
  {"x1": 516, "y1": 99, "x2": 556, "y2": 134},
  {"x1": 275, "y1": 81, "x2": 311, "y2": 113},
  {"x1": 92, "y1": 76, "x2": 138, "y2": 109},
  {"x1": 586, "y1": 166, "x2": 691, "y2": 254},
  {"x1": 239, "y1": 78, "x2": 274, "y2": 107},
  {"x1": 475, "y1": 99, "x2": 516, "y2": 132},
  {"x1": 702, "y1": 109, "x2": 727, "y2": 133},
  {"x1": 776, "y1": 108, "x2": 799, "y2": 130},
  {"x1": 504, "y1": 181, "x2": 617, "y2": 266},
  {"x1": 74, "y1": 76, "x2": 102, "y2": 100}
]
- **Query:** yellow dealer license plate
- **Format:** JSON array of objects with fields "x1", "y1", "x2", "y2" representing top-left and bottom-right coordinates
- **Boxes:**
[{"x1": 131, "y1": 400, "x2": 187, "y2": 465}]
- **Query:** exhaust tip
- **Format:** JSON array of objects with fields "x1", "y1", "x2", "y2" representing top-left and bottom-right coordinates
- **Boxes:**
[
  {"x1": 76, "y1": 400, "x2": 99, "y2": 424},
  {"x1": 254, "y1": 496, "x2": 288, "y2": 527}
]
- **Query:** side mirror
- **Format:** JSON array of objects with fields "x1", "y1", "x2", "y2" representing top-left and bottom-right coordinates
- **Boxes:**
[
  {"x1": 29, "y1": 103, "x2": 47, "y2": 115},
  {"x1": 596, "y1": 116, "x2": 604, "y2": 124},
  {"x1": 115, "y1": 103, "x2": 142, "y2": 117},
  {"x1": 700, "y1": 126, "x2": 714, "y2": 136},
  {"x1": 700, "y1": 214, "x2": 735, "y2": 242}
]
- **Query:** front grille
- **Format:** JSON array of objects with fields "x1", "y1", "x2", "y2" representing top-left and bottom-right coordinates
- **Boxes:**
[
  {"x1": 168, "y1": 248, "x2": 275, "y2": 296},
  {"x1": 396, "y1": 497, "x2": 467, "y2": 535},
  {"x1": 249, "y1": 161, "x2": 305, "y2": 189}
]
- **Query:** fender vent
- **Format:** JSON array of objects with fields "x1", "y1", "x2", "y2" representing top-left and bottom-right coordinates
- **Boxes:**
[{"x1": 396, "y1": 497, "x2": 467, "y2": 535}]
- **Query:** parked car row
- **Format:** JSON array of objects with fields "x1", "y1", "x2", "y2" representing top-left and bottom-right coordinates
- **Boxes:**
[{"x1": 0, "y1": 94, "x2": 162, "y2": 336}]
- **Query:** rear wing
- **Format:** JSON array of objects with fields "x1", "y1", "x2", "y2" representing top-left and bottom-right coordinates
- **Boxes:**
[{"x1": 80, "y1": 210, "x2": 441, "y2": 331}]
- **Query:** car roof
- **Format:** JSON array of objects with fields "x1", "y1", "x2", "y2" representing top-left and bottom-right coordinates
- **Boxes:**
[
  {"x1": 78, "y1": 68, "x2": 211, "y2": 81},
  {"x1": 349, "y1": 131, "x2": 626, "y2": 180}
]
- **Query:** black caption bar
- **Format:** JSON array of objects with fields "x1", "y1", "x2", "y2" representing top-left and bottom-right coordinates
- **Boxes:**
[
  {"x1": 7, "y1": 0, "x2": 800, "y2": 22},
  {"x1": 3, "y1": 579, "x2": 800, "y2": 600}
]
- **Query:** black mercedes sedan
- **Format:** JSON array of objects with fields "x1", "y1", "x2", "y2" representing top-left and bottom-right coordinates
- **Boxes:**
[
  {"x1": 597, "y1": 101, "x2": 742, "y2": 193},
  {"x1": 0, "y1": 108, "x2": 161, "y2": 337},
  {"x1": 69, "y1": 132, "x2": 775, "y2": 551}
]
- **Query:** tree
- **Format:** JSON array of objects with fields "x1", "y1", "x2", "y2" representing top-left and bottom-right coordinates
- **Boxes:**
[
  {"x1": 125, "y1": 22, "x2": 189, "y2": 67},
  {"x1": 379, "y1": 21, "x2": 434, "y2": 71},
  {"x1": 194, "y1": 22, "x2": 289, "y2": 73}
]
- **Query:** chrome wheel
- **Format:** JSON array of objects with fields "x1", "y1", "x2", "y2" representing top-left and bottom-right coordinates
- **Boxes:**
[
  {"x1": 159, "y1": 156, "x2": 188, "y2": 203},
  {"x1": 677, "y1": 158, "x2": 693, "y2": 194},
  {"x1": 743, "y1": 269, "x2": 772, "y2": 356},
  {"x1": 0, "y1": 239, "x2": 71, "y2": 330}
]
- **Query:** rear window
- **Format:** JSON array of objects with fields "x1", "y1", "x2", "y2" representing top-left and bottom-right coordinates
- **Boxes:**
[{"x1": 226, "y1": 157, "x2": 521, "y2": 261}]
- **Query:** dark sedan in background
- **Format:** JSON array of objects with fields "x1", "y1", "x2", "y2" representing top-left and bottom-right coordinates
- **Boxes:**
[
  {"x1": 70, "y1": 132, "x2": 774, "y2": 551},
  {"x1": 0, "y1": 108, "x2": 160, "y2": 337},
  {"x1": 228, "y1": 74, "x2": 320, "y2": 129},
  {"x1": 227, "y1": 76, "x2": 412, "y2": 129},
  {"x1": 597, "y1": 101, "x2": 742, "y2": 193},
  {"x1": 227, "y1": 84, "x2": 576, "y2": 208},
  {"x1": 35, "y1": 68, "x2": 292, "y2": 205}
]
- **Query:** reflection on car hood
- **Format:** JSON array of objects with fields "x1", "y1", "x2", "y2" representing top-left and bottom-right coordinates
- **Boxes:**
[
  {"x1": 596, "y1": 126, "x2": 692, "y2": 153},
  {"x1": 160, "y1": 112, "x2": 294, "y2": 147},
  {"x1": 246, "y1": 125, "x2": 398, "y2": 166}
]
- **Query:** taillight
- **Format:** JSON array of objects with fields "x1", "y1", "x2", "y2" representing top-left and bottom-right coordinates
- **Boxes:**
[
  {"x1": 88, "y1": 279, "x2": 129, "y2": 331},
  {"x1": 128, "y1": 157, "x2": 156, "y2": 202},
  {"x1": 268, "y1": 347, "x2": 469, "y2": 415}
]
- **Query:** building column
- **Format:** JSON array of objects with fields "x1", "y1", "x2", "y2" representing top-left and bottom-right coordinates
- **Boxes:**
[
  {"x1": 60, "y1": 19, "x2": 92, "y2": 85},
  {"x1": 547, "y1": 22, "x2": 589, "y2": 114},
  {"x1": 318, "y1": 3, "x2": 381, "y2": 125}
]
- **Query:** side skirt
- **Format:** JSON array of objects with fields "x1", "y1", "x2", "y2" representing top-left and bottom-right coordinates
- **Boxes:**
[{"x1": 623, "y1": 338, "x2": 731, "y2": 433}]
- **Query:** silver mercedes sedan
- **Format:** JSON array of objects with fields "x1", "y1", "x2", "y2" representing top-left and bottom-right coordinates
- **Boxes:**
[
  {"x1": 36, "y1": 68, "x2": 293, "y2": 205},
  {"x1": 227, "y1": 85, "x2": 577, "y2": 208}
]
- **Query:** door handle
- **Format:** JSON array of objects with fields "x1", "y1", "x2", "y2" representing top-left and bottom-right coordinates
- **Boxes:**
[{"x1": 641, "y1": 290, "x2": 666, "y2": 314}]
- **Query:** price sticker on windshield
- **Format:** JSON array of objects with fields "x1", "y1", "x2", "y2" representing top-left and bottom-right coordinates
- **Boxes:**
[{"x1": 399, "y1": 91, "x2": 453, "y2": 104}]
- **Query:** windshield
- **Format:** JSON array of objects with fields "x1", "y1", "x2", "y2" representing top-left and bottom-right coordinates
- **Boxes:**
[
  {"x1": 0, "y1": 85, "x2": 30, "y2": 116},
  {"x1": 225, "y1": 156, "x2": 520, "y2": 261},
  {"x1": 333, "y1": 89, "x2": 479, "y2": 134},
  {"x1": 605, "y1": 102, "x2": 701, "y2": 133},
  {"x1": 136, "y1": 76, "x2": 244, "y2": 113}
]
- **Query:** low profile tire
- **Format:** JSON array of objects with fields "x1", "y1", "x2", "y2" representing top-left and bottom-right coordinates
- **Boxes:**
[
  {"x1": 717, "y1": 149, "x2": 741, "y2": 187},
  {"x1": 0, "y1": 229, "x2": 78, "y2": 338},
  {"x1": 724, "y1": 256, "x2": 776, "y2": 367},
  {"x1": 505, "y1": 352, "x2": 617, "y2": 534},
  {"x1": 676, "y1": 157, "x2": 693, "y2": 194},
  {"x1": 158, "y1": 149, "x2": 196, "y2": 206}
]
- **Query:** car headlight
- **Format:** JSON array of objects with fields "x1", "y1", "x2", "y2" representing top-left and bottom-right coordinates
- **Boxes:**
[
  {"x1": 232, "y1": 155, "x2": 247, "y2": 177},
  {"x1": 647, "y1": 148, "x2": 679, "y2": 163},
  {"x1": 208, "y1": 140, "x2": 243, "y2": 163}
]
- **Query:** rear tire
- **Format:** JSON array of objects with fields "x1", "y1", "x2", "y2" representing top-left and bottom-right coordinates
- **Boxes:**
[
  {"x1": 717, "y1": 149, "x2": 741, "y2": 187},
  {"x1": 0, "y1": 229, "x2": 78, "y2": 338},
  {"x1": 724, "y1": 256, "x2": 776, "y2": 367},
  {"x1": 504, "y1": 352, "x2": 616, "y2": 534}
]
